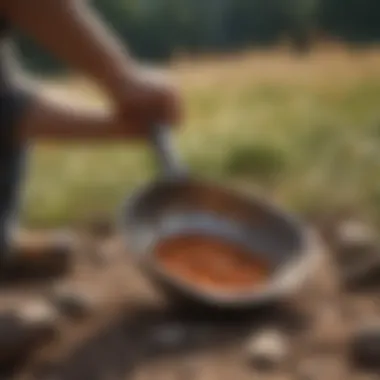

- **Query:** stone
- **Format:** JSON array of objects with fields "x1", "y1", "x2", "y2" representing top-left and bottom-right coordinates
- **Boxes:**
[
  {"x1": 0, "y1": 303, "x2": 58, "y2": 368},
  {"x1": 336, "y1": 220, "x2": 376, "y2": 248},
  {"x1": 18, "y1": 300, "x2": 59, "y2": 329},
  {"x1": 334, "y1": 220, "x2": 377, "y2": 263},
  {"x1": 348, "y1": 323, "x2": 380, "y2": 371},
  {"x1": 48, "y1": 286, "x2": 96, "y2": 320},
  {"x1": 150, "y1": 323, "x2": 187, "y2": 350},
  {"x1": 331, "y1": 220, "x2": 380, "y2": 290},
  {"x1": 344, "y1": 258, "x2": 380, "y2": 290},
  {"x1": 245, "y1": 329, "x2": 289, "y2": 371},
  {"x1": 3, "y1": 231, "x2": 74, "y2": 282}
]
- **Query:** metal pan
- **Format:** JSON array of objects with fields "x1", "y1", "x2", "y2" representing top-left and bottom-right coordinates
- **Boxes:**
[{"x1": 120, "y1": 126, "x2": 321, "y2": 310}]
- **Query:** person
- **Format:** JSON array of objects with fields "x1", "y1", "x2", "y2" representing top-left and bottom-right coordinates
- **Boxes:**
[{"x1": 0, "y1": 0, "x2": 182, "y2": 275}]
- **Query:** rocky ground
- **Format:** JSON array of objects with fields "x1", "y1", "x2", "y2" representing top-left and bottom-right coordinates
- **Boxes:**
[{"x1": 1, "y1": 216, "x2": 380, "y2": 380}]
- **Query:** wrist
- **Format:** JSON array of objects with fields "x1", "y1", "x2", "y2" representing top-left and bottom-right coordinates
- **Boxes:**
[{"x1": 102, "y1": 63, "x2": 138, "y2": 105}]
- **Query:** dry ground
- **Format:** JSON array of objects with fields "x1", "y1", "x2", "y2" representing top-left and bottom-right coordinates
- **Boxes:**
[{"x1": 0, "y1": 227, "x2": 378, "y2": 380}]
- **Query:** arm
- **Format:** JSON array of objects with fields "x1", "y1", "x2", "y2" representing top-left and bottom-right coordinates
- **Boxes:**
[
  {"x1": 17, "y1": 94, "x2": 134, "y2": 141},
  {"x1": 4, "y1": 0, "x2": 135, "y2": 101},
  {"x1": 4, "y1": 0, "x2": 180, "y2": 141}
]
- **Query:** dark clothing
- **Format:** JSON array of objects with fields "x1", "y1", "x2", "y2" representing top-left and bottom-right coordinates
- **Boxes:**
[{"x1": 0, "y1": 17, "x2": 32, "y2": 257}]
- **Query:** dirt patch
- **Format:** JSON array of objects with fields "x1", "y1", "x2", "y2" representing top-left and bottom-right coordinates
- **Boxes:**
[{"x1": 0, "y1": 230, "x2": 379, "y2": 380}]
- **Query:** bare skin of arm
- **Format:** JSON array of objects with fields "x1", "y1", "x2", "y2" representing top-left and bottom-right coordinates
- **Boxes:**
[
  {"x1": 18, "y1": 95, "x2": 132, "y2": 141},
  {"x1": 4, "y1": 0, "x2": 178, "y2": 141}
]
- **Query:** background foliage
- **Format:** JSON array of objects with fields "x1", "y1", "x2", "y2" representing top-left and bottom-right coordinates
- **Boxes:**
[
  {"x1": 7, "y1": 1, "x2": 380, "y2": 227},
  {"x1": 15, "y1": 0, "x2": 380, "y2": 73}
]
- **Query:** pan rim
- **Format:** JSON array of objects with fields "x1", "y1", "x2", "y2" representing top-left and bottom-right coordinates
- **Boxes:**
[{"x1": 119, "y1": 178, "x2": 318, "y2": 308}]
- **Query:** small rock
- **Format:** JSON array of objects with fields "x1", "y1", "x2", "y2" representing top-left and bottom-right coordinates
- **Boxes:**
[
  {"x1": 19, "y1": 301, "x2": 59, "y2": 329},
  {"x1": 17, "y1": 301, "x2": 59, "y2": 347},
  {"x1": 245, "y1": 329, "x2": 289, "y2": 371},
  {"x1": 331, "y1": 219, "x2": 380, "y2": 289},
  {"x1": 3, "y1": 231, "x2": 74, "y2": 282},
  {"x1": 335, "y1": 220, "x2": 377, "y2": 263},
  {"x1": 336, "y1": 220, "x2": 376, "y2": 248},
  {"x1": 0, "y1": 313, "x2": 27, "y2": 360},
  {"x1": 150, "y1": 323, "x2": 187, "y2": 350},
  {"x1": 344, "y1": 258, "x2": 380, "y2": 290},
  {"x1": 348, "y1": 323, "x2": 380, "y2": 371},
  {"x1": 0, "y1": 304, "x2": 58, "y2": 367},
  {"x1": 48, "y1": 286, "x2": 96, "y2": 320}
]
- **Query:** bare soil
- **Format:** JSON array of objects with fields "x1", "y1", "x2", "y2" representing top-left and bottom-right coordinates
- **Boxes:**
[{"x1": 1, "y1": 233, "x2": 379, "y2": 380}]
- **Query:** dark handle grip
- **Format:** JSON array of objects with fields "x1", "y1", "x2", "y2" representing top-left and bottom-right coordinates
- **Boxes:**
[{"x1": 151, "y1": 125, "x2": 187, "y2": 179}]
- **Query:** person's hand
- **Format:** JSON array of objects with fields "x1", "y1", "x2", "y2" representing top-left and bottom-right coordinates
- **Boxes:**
[{"x1": 114, "y1": 67, "x2": 183, "y2": 139}]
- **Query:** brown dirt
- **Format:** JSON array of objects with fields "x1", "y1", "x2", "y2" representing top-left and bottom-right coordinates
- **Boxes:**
[{"x1": 1, "y1": 232, "x2": 379, "y2": 380}]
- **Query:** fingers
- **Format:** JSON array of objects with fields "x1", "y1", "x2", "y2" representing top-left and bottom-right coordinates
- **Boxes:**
[{"x1": 120, "y1": 83, "x2": 183, "y2": 134}]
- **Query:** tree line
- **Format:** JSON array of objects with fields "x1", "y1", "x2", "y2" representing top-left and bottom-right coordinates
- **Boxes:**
[{"x1": 16, "y1": 0, "x2": 380, "y2": 73}]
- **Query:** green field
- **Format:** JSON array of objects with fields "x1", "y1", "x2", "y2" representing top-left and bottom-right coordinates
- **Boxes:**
[{"x1": 23, "y1": 46, "x2": 380, "y2": 227}]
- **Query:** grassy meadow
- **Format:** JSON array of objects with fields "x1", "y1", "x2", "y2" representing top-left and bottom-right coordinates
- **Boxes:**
[{"x1": 23, "y1": 45, "x2": 380, "y2": 227}]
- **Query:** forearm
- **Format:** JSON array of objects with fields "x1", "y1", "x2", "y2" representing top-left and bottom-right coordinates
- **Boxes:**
[
  {"x1": 17, "y1": 94, "x2": 132, "y2": 141},
  {"x1": 5, "y1": 0, "x2": 135, "y2": 101}
]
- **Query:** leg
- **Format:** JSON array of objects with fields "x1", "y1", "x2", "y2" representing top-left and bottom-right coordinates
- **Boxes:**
[
  {"x1": 0, "y1": 147, "x2": 26, "y2": 261},
  {"x1": 0, "y1": 88, "x2": 31, "y2": 264},
  {"x1": 0, "y1": 89, "x2": 72, "y2": 280}
]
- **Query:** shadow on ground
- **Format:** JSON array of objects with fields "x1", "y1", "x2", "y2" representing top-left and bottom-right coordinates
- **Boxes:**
[{"x1": 29, "y1": 301, "x2": 298, "y2": 380}]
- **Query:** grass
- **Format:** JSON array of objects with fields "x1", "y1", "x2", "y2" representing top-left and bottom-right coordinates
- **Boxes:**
[{"x1": 22, "y1": 45, "x2": 380, "y2": 227}]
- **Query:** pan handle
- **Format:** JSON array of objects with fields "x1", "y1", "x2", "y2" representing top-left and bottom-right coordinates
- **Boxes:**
[{"x1": 151, "y1": 125, "x2": 187, "y2": 179}]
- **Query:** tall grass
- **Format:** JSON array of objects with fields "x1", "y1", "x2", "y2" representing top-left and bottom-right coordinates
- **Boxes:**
[{"x1": 23, "y1": 46, "x2": 380, "y2": 226}]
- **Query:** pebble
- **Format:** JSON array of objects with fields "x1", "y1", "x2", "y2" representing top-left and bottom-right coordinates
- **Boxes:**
[
  {"x1": 331, "y1": 220, "x2": 380, "y2": 289},
  {"x1": 6, "y1": 230, "x2": 75, "y2": 283},
  {"x1": 335, "y1": 220, "x2": 377, "y2": 249},
  {"x1": 18, "y1": 300, "x2": 59, "y2": 329},
  {"x1": 150, "y1": 323, "x2": 187, "y2": 349},
  {"x1": 245, "y1": 329, "x2": 289, "y2": 371},
  {"x1": 334, "y1": 220, "x2": 377, "y2": 264},
  {"x1": 0, "y1": 302, "x2": 58, "y2": 366},
  {"x1": 348, "y1": 323, "x2": 380, "y2": 371},
  {"x1": 48, "y1": 286, "x2": 96, "y2": 320},
  {"x1": 344, "y1": 258, "x2": 380, "y2": 290}
]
